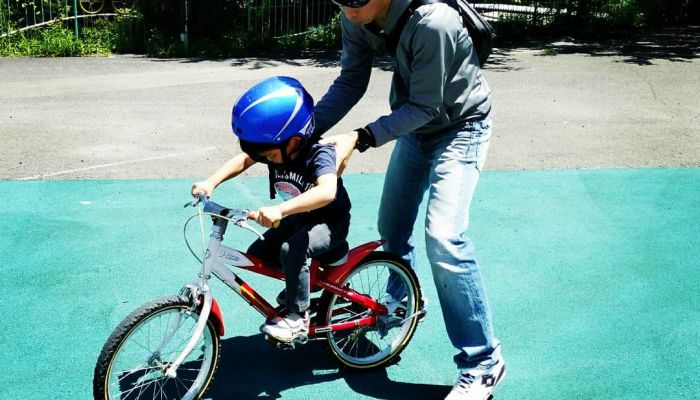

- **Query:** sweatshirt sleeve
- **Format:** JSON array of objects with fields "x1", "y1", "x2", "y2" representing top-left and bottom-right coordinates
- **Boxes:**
[
  {"x1": 313, "y1": 16, "x2": 375, "y2": 136},
  {"x1": 367, "y1": 6, "x2": 461, "y2": 147}
]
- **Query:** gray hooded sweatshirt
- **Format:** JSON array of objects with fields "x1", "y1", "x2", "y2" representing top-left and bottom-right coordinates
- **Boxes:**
[{"x1": 313, "y1": 0, "x2": 492, "y2": 147}]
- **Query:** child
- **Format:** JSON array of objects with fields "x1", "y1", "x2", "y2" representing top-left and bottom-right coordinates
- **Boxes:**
[{"x1": 192, "y1": 76, "x2": 353, "y2": 343}]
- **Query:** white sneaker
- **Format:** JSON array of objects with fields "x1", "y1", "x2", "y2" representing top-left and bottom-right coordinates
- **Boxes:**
[
  {"x1": 260, "y1": 311, "x2": 309, "y2": 343},
  {"x1": 445, "y1": 357, "x2": 506, "y2": 400}
]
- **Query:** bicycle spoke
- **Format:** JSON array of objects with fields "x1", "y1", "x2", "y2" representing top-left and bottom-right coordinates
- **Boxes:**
[
  {"x1": 113, "y1": 365, "x2": 151, "y2": 384},
  {"x1": 118, "y1": 368, "x2": 155, "y2": 399},
  {"x1": 325, "y1": 257, "x2": 419, "y2": 368}
]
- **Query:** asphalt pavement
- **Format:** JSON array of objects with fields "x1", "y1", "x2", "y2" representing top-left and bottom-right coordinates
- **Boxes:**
[{"x1": 1, "y1": 29, "x2": 699, "y2": 180}]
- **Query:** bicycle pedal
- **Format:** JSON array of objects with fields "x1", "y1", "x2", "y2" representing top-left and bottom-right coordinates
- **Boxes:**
[
  {"x1": 276, "y1": 341, "x2": 296, "y2": 351},
  {"x1": 293, "y1": 333, "x2": 309, "y2": 345},
  {"x1": 265, "y1": 335, "x2": 296, "y2": 350}
]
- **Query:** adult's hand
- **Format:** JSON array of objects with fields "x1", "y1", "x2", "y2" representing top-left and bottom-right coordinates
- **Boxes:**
[{"x1": 320, "y1": 131, "x2": 359, "y2": 175}]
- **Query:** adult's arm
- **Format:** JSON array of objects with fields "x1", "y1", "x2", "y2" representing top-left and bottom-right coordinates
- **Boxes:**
[
  {"x1": 313, "y1": 16, "x2": 375, "y2": 136},
  {"x1": 367, "y1": 6, "x2": 461, "y2": 147}
]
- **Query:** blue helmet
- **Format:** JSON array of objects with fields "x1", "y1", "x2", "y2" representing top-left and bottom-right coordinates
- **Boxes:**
[{"x1": 231, "y1": 76, "x2": 315, "y2": 145}]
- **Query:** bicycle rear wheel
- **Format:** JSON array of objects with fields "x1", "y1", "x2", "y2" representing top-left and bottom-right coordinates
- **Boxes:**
[
  {"x1": 93, "y1": 295, "x2": 220, "y2": 400},
  {"x1": 320, "y1": 251, "x2": 422, "y2": 369}
]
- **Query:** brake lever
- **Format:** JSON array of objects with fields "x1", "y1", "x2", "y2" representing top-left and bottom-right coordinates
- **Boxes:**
[
  {"x1": 185, "y1": 193, "x2": 208, "y2": 208},
  {"x1": 235, "y1": 219, "x2": 265, "y2": 240}
]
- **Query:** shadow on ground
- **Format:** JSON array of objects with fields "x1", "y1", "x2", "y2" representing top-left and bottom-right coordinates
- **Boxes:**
[
  {"x1": 496, "y1": 25, "x2": 700, "y2": 66},
  {"x1": 150, "y1": 26, "x2": 698, "y2": 70},
  {"x1": 206, "y1": 334, "x2": 449, "y2": 399}
]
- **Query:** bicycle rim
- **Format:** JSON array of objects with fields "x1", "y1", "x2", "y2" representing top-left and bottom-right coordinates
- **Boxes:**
[
  {"x1": 104, "y1": 304, "x2": 218, "y2": 400},
  {"x1": 325, "y1": 257, "x2": 420, "y2": 368}
]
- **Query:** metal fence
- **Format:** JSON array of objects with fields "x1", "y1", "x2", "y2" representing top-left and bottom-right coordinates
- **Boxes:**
[
  {"x1": 1, "y1": 1, "x2": 691, "y2": 40},
  {"x1": 1, "y1": 0, "x2": 71, "y2": 35},
  {"x1": 245, "y1": 0, "x2": 338, "y2": 37},
  {"x1": 0, "y1": 0, "x2": 129, "y2": 37},
  {"x1": 472, "y1": 0, "x2": 630, "y2": 25},
  {"x1": 0, "y1": 0, "x2": 337, "y2": 38}
]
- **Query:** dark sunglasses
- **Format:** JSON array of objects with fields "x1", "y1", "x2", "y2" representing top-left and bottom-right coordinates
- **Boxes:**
[{"x1": 332, "y1": 0, "x2": 371, "y2": 8}]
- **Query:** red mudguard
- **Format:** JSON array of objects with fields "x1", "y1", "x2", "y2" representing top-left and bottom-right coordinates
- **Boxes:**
[
  {"x1": 209, "y1": 297, "x2": 225, "y2": 336},
  {"x1": 318, "y1": 240, "x2": 384, "y2": 285}
]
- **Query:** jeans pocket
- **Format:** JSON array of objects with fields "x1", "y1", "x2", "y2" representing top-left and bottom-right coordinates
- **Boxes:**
[{"x1": 447, "y1": 128, "x2": 491, "y2": 172}]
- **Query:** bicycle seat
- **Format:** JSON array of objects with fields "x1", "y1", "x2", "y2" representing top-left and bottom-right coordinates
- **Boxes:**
[{"x1": 315, "y1": 241, "x2": 349, "y2": 267}]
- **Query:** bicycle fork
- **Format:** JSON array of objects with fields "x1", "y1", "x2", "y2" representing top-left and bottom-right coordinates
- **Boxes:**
[
  {"x1": 163, "y1": 284, "x2": 213, "y2": 378},
  {"x1": 162, "y1": 227, "x2": 223, "y2": 378}
]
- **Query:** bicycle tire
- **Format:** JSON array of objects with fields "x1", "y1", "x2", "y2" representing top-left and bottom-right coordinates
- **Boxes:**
[
  {"x1": 320, "y1": 251, "x2": 422, "y2": 369},
  {"x1": 93, "y1": 295, "x2": 221, "y2": 400}
]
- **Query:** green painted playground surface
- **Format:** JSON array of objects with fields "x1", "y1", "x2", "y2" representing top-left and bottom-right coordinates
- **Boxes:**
[{"x1": 0, "y1": 168, "x2": 698, "y2": 399}]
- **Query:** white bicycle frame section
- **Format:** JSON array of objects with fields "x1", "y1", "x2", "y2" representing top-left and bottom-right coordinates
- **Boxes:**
[{"x1": 165, "y1": 215, "x2": 258, "y2": 378}]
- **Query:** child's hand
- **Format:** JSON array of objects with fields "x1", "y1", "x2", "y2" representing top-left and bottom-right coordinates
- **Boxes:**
[
  {"x1": 192, "y1": 180, "x2": 215, "y2": 198},
  {"x1": 249, "y1": 206, "x2": 282, "y2": 228}
]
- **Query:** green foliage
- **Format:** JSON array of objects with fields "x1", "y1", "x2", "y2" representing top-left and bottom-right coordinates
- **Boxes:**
[
  {"x1": 0, "y1": 16, "x2": 143, "y2": 56},
  {"x1": 0, "y1": 23, "x2": 80, "y2": 56},
  {"x1": 275, "y1": 14, "x2": 341, "y2": 50},
  {"x1": 302, "y1": 14, "x2": 342, "y2": 49}
]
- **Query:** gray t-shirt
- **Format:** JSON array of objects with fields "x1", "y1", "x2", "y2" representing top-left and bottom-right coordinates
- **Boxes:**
[{"x1": 314, "y1": 0, "x2": 491, "y2": 147}]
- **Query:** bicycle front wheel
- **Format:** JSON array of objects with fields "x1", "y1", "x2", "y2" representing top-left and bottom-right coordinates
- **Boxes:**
[
  {"x1": 93, "y1": 295, "x2": 221, "y2": 400},
  {"x1": 320, "y1": 251, "x2": 422, "y2": 369}
]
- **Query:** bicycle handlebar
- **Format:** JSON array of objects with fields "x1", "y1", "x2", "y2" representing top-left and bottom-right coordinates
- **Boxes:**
[{"x1": 186, "y1": 193, "x2": 265, "y2": 240}]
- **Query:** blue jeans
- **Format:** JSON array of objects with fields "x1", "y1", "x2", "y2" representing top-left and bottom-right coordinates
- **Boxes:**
[{"x1": 378, "y1": 116, "x2": 500, "y2": 369}]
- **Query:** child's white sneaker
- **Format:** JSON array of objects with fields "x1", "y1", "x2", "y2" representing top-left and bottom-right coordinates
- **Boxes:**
[
  {"x1": 445, "y1": 357, "x2": 506, "y2": 400},
  {"x1": 260, "y1": 310, "x2": 309, "y2": 343}
]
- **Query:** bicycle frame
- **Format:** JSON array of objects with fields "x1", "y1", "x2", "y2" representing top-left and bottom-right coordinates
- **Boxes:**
[{"x1": 166, "y1": 198, "x2": 388, "y2": 377}]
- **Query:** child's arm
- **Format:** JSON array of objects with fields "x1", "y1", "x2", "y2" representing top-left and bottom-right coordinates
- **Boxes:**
[
  {"x1": 191, "y1": 153, "x2": 256, "y2": 197},
  {"x1": 252, "y1": 174, "x2": 337, "y2": 228}
]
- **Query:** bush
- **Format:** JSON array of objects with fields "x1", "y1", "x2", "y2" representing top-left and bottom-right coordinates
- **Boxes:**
[{"x1": 0, "y1": 23, "x2": 81, "y2": 56}]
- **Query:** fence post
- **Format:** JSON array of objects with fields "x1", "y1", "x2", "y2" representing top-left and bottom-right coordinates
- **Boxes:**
[
  {"x1": 179, "y1": 0, "x2": 189, "y2": 49},
  {"x1": 73, "y1": 0, "x2": 78, "y2": 38}
]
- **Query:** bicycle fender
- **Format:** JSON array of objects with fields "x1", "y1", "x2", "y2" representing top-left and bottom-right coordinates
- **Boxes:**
[
  {"x1": 209, "y1": 297, "x2": 225, "y2": 336},
  {"x1": 323, "y1": 240, "x2": 384, "y2": 284}
]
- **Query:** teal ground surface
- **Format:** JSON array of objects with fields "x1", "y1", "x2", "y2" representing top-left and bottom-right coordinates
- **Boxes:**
[{"x1": 0, "y1": 169, "x2": 698, "y2": 400}]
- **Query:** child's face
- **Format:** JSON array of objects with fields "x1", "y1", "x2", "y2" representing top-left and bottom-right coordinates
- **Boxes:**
[
  {"x1": 251, "y1": 137, "x2": 303, "y2": 165},
  {"x1": 254, "y1": 148, "x2": 283, "y2": 165}
]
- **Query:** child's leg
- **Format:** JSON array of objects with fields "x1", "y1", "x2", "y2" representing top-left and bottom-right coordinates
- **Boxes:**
[
  {"x1": 279, "y1": 221, "x2": 348, "y2": 314},
  {"x1": 246, "y1": 218, "x2": 299, "y2": 267}
]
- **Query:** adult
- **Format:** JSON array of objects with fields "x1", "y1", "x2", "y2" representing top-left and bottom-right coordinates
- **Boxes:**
[{"x1": 314, "y1": 0, "x2": 505, "y2": 398}]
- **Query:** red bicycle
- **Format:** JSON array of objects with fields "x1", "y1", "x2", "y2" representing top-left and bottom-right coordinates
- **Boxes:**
[{"x1": 93, "y1": 194, "x2": 424, "y2": 400}]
